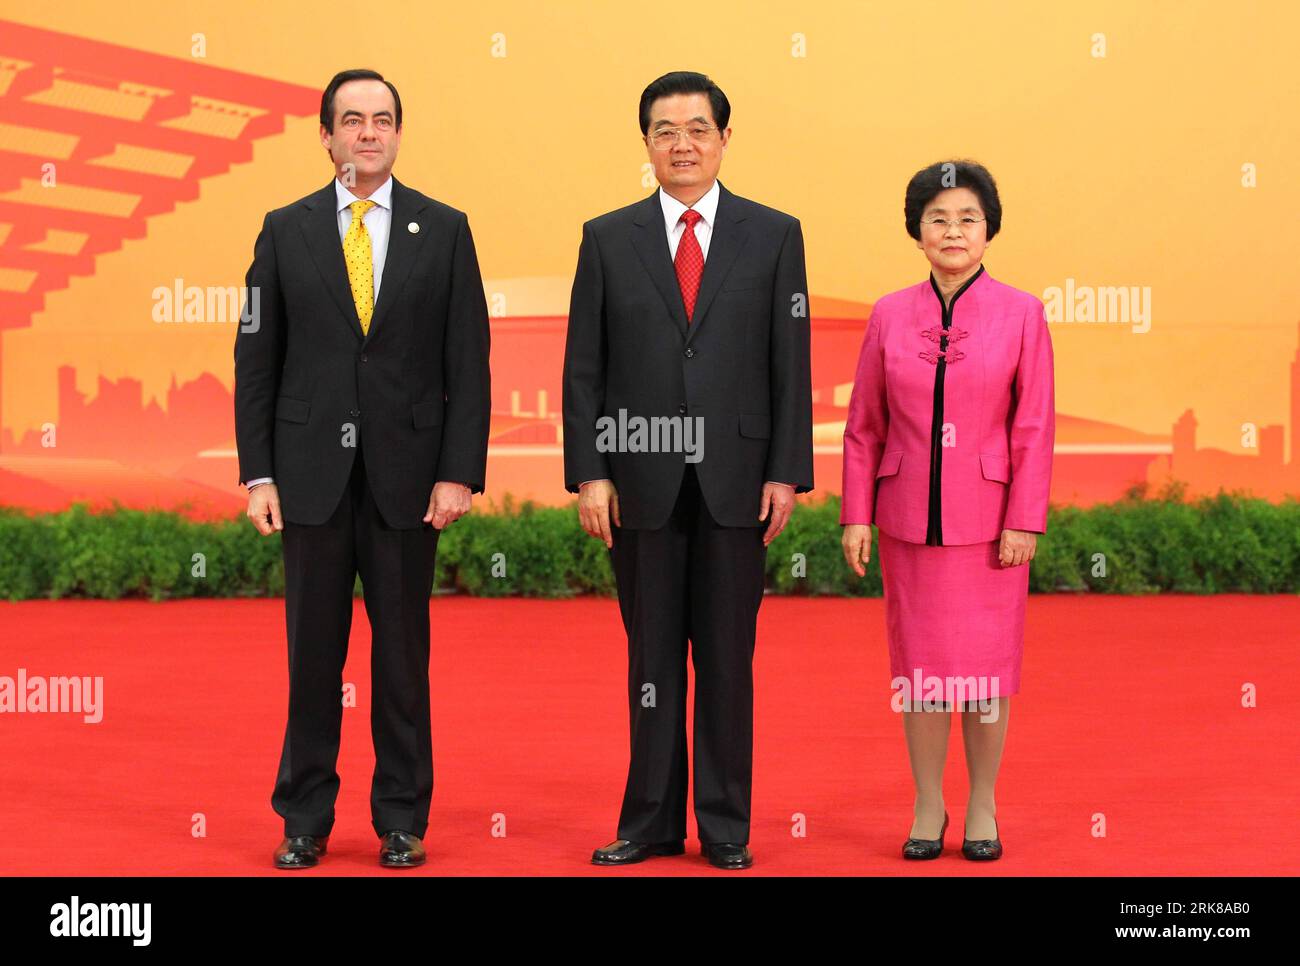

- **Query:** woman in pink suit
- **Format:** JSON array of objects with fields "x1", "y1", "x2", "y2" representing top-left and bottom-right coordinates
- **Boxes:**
[{"x1": 840, "y1": 160, "x2": 1054, "y2": 862}]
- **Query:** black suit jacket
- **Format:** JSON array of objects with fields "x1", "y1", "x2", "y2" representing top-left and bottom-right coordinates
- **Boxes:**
[
  {"x1": 562, "y1": 180, "x2": 813, "y2": 529},
  {"x1": 234, "y1": 176, "x2": 491, "y2": 528}
]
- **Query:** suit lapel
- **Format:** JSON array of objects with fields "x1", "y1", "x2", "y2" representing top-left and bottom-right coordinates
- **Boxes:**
[
  {"x1": 685, "y1": 180, "x2": 749, "y2": 346},
  {"x1": 365, "y1": 176, "x2": 428, "y2": 346},
  {"x1": 631, "y1": 190, "x2": 689, "y2": 337},
  {"x1": 302, "y1": 179, "x2": 363, "y2": 342},
  {"x1": 299, "y1": 175, "x2": 429, "y2": 345},
  {"x1": 629, "y1": 180, "x2": 752, "y2": 343}
]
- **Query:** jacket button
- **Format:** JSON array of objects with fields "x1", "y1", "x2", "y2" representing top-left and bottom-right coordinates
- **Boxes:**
[
  {"x1": 684, "y1": 347, "x2": 695, "y2": 358},
  {"x1": 678, "y1": 404, "x2": 687, "y2": 415},
  {"x1": 360, "y1": 354, "x2": 368, "y2": 363}
]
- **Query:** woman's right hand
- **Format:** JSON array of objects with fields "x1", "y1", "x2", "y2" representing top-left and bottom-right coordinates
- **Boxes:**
[{"x1": 841, "y1": 524, "x2": 872, "y2": 577}]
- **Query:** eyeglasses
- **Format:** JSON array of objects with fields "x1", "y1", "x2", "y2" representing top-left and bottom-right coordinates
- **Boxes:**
[
  {"x1": 921, "y1": 215, "x2": 986, "y2": 231},
  {"x1": 647, "y1": 125, "x2": 719, "y2": 150}
]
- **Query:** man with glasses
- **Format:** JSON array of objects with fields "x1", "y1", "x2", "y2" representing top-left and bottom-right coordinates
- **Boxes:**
[{"x1": 562, "y1": 70, "x2": 814, "y2": 869}]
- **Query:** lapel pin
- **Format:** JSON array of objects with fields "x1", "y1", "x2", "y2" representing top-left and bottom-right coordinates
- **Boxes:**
[{"x1": 408, "y1": 222, "x2": 420, "y2": 234}]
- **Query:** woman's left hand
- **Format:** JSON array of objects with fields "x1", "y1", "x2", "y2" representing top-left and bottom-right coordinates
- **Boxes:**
[{"x1": 998, "y1": 529, "x2": 1037, "y2": 567}]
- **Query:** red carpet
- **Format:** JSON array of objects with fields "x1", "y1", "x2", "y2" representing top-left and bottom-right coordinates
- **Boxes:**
[{"x1": 1, "y1": 595, "x2": 1296, "y2": 875}]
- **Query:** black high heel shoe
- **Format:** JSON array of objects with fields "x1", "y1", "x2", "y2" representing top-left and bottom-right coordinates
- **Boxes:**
[
  {"x1": 962, "y1": 816, "x2": 1003, "y2": 861},
  {"x1": 902, "y1": 811, "x2": 949, "y2": 860}
]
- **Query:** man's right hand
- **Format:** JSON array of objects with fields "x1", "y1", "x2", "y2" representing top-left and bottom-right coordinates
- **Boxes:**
[
  {"x1": 247, "y1": 483, "x2": 284, "y2": 535},
  {"x1": 578, "y1": 479, "x2": 620, "y2": 548}
]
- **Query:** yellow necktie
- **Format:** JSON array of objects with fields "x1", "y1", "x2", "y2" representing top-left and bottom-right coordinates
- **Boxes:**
[{"x1": 343, "y1": 199, "x2": 377, "y2": 334}]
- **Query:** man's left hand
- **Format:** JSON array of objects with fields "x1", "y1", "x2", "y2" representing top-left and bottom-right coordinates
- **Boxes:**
[
  {"x1": 759, "y1": 482, "x2": 796, "y2": 546},
  {"x1": 425, "y1": 482, "x2": 472, "y2": 529}
]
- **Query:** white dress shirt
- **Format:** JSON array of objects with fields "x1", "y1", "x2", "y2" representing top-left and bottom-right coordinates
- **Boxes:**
[
  {"x1": 659, "y1": 178, "x2": 719, "y2": 260},
  {"x1": 245, "y1": 176, "x2": 393, "y2": 491},
  {"x1": 579, "y1": 179, "x2": 791, "y2": 491}
]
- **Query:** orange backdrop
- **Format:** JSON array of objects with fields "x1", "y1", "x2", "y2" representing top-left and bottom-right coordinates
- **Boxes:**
[{"x1": 2, "y1": 0, "x2": 1298, "y2": 517}]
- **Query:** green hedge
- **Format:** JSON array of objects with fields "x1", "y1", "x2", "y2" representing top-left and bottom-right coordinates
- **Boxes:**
[{"x1": 0, "y1": 483, "x2": 1296, "y2": 601}]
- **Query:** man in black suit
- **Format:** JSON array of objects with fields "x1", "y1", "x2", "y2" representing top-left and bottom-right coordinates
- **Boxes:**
[
  {"x1": 562, "y1": 71, "x2": 813, "y2": 869},
  {"x1": 234, "y1": 69, "x2": 491, "y2": 869}
]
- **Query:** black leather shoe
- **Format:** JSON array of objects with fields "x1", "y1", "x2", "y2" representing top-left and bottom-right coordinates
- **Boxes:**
[
  {"x1": 902, "y1": 811, "x2": 949, "y2": 860},
  {"x1": 962, "y1": 816, "x2": 1002, "y2": 860},
  {"x1": 591, "y1": 839, "x2": 685, "y2": 865},
  {"x1": 274, "y1": 834, "x2": 328, "y2": 869},
  {"x1": 379, "y1": 829, "x2": 426, "y2": 867},
  {"x1": 701, "y1": 842, "x2": 753, "y2": 870}
]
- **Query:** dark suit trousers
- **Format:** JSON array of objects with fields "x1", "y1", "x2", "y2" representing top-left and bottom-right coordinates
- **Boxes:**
[
  {"x1": 272, "y1": 445, "x2": 440, "y2": 839},
  {"x1": 608, "y1": 463, "x2": 768, "y2": 845}
]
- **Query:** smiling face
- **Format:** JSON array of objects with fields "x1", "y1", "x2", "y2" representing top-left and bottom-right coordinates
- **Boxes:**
[
  {"x1": 643, "y1": 92, "x2": 729, "y2": 203},
  {"x1": 916, "y1": 186, "x2": 989, "y2": 275},
  {"x1": 319, "y1": 79, "x2": 401, "y2": 190}
]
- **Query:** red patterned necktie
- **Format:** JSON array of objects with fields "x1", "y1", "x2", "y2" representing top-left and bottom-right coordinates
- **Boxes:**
[{"x1": 674, "y1": 208, "x2": 704, "y2": 323}]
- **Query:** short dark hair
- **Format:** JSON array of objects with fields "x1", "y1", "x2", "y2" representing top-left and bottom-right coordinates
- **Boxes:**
[
  {"x1": 638, "y1": 71, "x2": 730, "y2": 136},
  {"x1": 904, "y1": 160, "x2": 1002, "y2": 241},
  {"x1": 320, "y1": 69, "x2": 402, "y2": 133}
]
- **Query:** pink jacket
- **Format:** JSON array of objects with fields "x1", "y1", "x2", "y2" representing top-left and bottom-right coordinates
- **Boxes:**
[{"x1": 840, "y1": 267, "x2": 1054, "y2": 544}]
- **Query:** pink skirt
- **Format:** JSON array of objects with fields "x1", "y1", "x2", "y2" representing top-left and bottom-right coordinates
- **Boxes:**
[{"x1": 876, "y1": 528, "x2": 1029, "y2": 700}]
